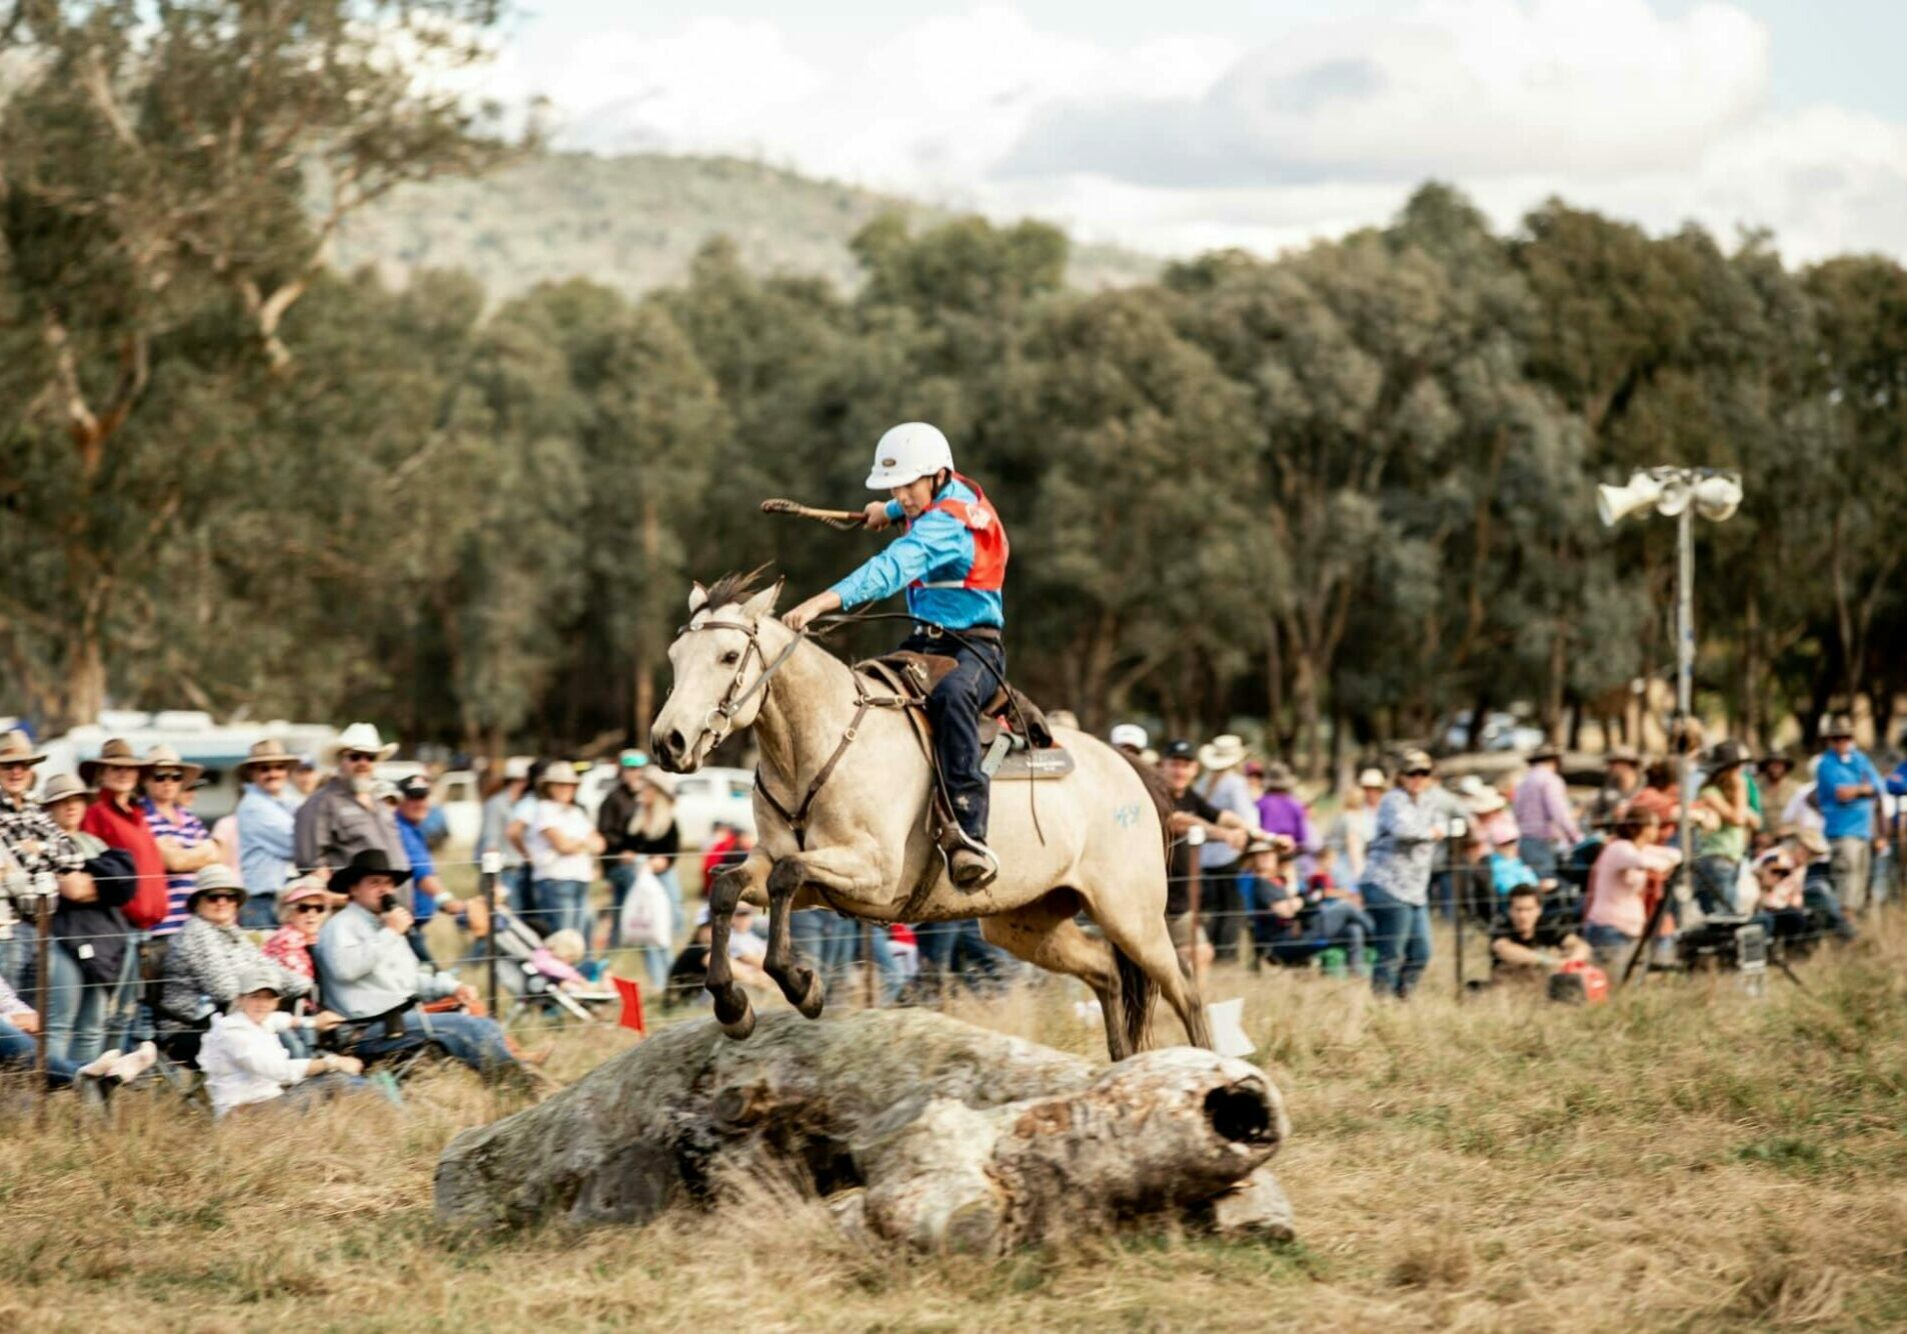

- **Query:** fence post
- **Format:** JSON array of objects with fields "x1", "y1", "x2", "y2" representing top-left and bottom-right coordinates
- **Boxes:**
[
  {"x1": 1448, "y1": 820, "x2": 1469, "y2": 1001},
  {"x1": 32, "y1": 871, "x2": 53, "y2": 1116},
  {"x1": 480, "y1": 851, "x2": 501, "y2": 1019},
  {"x1": 860, "y1": 921, "x2": 876, "y2": 1008},
  {"x1": 1184, "y1": 826, "x2": 1207, "y2": 985}
]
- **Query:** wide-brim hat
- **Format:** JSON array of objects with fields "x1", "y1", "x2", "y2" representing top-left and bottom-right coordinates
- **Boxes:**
[
  {"x1": 1468, "y1": 790, "x2": 1509, "y2": 816},
  {"x1": 236, "y1": 737, "x2": 300, "y2": 780},
  {"x1": 1706, "y1": 739, "x2": 1751, "y2": 771},
  {"x1": 1260, "y1": 760, "x2": 1297, "y2": 791},
  {"x1": 639, "y1": 768, "x2": 678, "y2": 798},
  {"x1": 1197, "y1": 734, "x2": 1248, "y2": 771},
  {"x1": 276, "y1": 876, "x2": 329, "y2": 918},
  {"x1": 325, "y1": 722, "x2": 399, "y2": 762},
  {"x1": 140, "y1": 744, "x2": 205, "y2": 787},
  {"x1": 537, "y1": 760, "x2": 583, "y2": 793},
  {"x1": 1786, "y1": 827, "x2": 1829, "y2": 859},
  {"x1": 1397, "y1": 748, "x2": 1436, "y2": 775},
  {"x1": 78, "y1": 737, "x2": 154, "y2": 785},
  {"x1": 186, "y1": 863, "x2": 246, "y2": 912},
  {"x1": 1357, "y1": 767, "x2": 1387, "y2": 789},
  {"x1": 1527, "y1": 742, "x2": 1563, "y2": 763},
  {"x1": 332, "y1": 848, "x2": 411, "y2": 894},
  {"x1": 1822, "y1": 714, "x2": 1856, "y2": 740},
  {"x1": 0, "y1": 728, "x2": 46, "y2": 766},
  {"x1": 1605, "y1": 746, "x2": 1641, "y2": 766},
  {"x1": 35, "y1": 772, "x2": 93, "y2": 806}
]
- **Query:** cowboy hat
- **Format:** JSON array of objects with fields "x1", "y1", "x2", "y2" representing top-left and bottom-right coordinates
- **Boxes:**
[
  {"x1": 1197, "y1": 734, "x2": 1247, "y2": 771},
  {"x1": 537, "y1": 760, "x2": 583, "y2": 793},
  {"x1": 1527, "y1": 742, "x2": 1563, "y2": 763},
  {"x1": 1357, "y1": 767, "x2": 1387, "y2": 789},
  {"x1": 186, "y1": 864, "x2": 247, "y2": 913},
  {"x1": 325, "y1": 722, "x2": 399, "y2": 763},
  {"x1": 1822, "y1": 714, "x2": 1856, "y2": 740},
  {"x1": 1260, "y1": 760, "x2": 1297, "y2": 792},
  {"x1": 1785, "y1": 826, "x2": 1829, "y2": 859},
  {"x1": 1757, "y1": 749, "x2": 1795, "y2": 770},
  {"x1": 78, "y1": 737, "x2": 153, "y2": 785},
  {"x1": 235, "y1": 737, "x2": 300, "y2": 781},
  {"x1": 1468, "y1": 789, "x2": 1509, "y2": 816},
  {"x1": 331, "y1": 848, "x2": 411, "y2": 894},
  {"x1": 1706, "y1": 739, "x2": 1751, "y2": 771},
  {"x1": 0, "y1": 729, "x2": 46, "y2": 766},
  {"x1": 35, "y1": 773, "x2": 93, "y2": 807},
  {"x1": 1605, "y1": 746, "x2": 1641, "y2": 766},
  {"x1": 140, "y1": 745, "x2": 205, "y2": 787}
]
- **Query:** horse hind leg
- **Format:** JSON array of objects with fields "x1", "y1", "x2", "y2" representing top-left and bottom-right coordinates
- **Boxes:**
[
  {"x1": 978, "y1": 892, "x2": 1132, "y2": 1060},
  {"x1": 764, "y1": 859, "x2": 826, "y2": 1020},
  {"x1": 1093, "y1": 899, "x2": 1212, "y2": 1051}
]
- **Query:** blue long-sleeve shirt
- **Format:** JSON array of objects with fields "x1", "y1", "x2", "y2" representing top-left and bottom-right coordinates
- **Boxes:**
[
  {"x1": 1886, "y1": 759, "x2": 1907, "y2": 799},
  {"x1": 826, "y1": 478, "x2": 1004, "y2": 630},
  {"x1": 236, "y1": 784, "x2": 300, "y2": 899},
  {"x1": 395, "y1": 812, "x2": 438, "y2": 922}
]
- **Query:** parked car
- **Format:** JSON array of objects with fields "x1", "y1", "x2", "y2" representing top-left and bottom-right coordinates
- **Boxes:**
[{"x1": 578, "y1": 763, "x2": 755, "y2": 849}]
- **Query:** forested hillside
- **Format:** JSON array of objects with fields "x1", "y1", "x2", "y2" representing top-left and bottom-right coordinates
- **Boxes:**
[{"x1": 333, "y1": 152, "x2": 1160, "y2": 300}]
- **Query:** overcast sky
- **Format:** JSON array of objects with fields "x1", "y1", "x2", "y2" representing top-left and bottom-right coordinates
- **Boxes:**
[{"x1": 472, "y1": 0, "x2": 1907, "y2": 264}]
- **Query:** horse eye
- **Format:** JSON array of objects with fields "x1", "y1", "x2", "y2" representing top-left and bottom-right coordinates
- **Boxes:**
[{"x1": 720, "y1": 651, "x2": 741, "y2": 665}]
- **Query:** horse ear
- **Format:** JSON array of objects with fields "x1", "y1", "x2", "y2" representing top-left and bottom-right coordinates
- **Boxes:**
[
  {"x1": 741, "y1": 579, "x2": 784, "y2": 621},
  {"x1": 687, "y1": 581, "x2": 709, "y2": 615}
]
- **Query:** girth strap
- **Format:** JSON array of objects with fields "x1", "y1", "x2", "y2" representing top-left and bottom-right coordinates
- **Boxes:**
[{"x1": 755, "y1": 678, "x2": 911, "y2": 850}]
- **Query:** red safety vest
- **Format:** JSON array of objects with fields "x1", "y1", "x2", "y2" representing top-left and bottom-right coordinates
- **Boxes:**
[{"x1": 907, "y1": 474, "x2": 1010, "y2": 592}]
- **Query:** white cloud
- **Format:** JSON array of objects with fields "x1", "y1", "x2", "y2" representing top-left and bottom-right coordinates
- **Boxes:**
[{"x1": 491, "y1": 2, "x2": 1907, "y2": 267}]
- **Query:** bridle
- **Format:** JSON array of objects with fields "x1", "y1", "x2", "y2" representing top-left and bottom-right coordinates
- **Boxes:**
[{"x1": 674, "y1": 614, "x2": 807, "y2": 755}]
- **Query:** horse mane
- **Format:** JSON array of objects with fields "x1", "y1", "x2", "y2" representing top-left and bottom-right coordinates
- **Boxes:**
[{"x1": 701, "y1": 564, "x2": 777, "y2": 614}]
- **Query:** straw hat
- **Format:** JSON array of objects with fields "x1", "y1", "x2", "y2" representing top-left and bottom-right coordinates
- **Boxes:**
[
  {"x1": 140, "y1": 744, "x2": 205, "y2": 787},
  {"x1": 35, "y1": 773, "x2": 93, "y2": 807},
  {"x1": 0, "y1": 729, "x2": 46, "y2": 766},
  {"x1": 325, "y1": 722, "x2": 399, "y2": 763},
  {"x1": 1357, "y1": 767, "x2": 1387, "y2": 789},
  {"x1": 1196, "y1": 734, "x2": 1247, "y2": 771},
  {"x1": 537, "y1": 760, "x2": 583, "y2": 793},
  {"x1": 78, "y1": 737, "x2": 153, "y2": 785},
  {"x1": 235, "y1": 737, "x2": 300, "y2": 781}
]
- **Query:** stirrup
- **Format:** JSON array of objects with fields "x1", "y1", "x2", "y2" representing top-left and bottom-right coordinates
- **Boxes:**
[{"x1": 942, "y1": 834, "x2": 999, "y2": 890}]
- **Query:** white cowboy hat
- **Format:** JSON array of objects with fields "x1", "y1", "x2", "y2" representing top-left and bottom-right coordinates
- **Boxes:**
[
  {"x1": 538, "y1": 760, "x2": 583, "y2": 792},
  {"x1": 1196, "y1": 735, "x2": 1248, "y2": 771},
  {"x1": 325, "y1": 722, "x2": 398, "y2": 763},
  {"x1": 1357, "y1": 767, "x2": 1388, "y2": 789},
  {"x1": 1467, "y1": 790, "x2": 1509, "y2": 816},
  {"x1": 141, "y1": 744, "x2": 206, "y2": 787}
]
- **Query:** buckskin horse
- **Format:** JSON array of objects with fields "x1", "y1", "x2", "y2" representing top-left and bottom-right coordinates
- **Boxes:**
[{"x1": 649, "y1": 572, "x2": 1210, "y2": 1058}]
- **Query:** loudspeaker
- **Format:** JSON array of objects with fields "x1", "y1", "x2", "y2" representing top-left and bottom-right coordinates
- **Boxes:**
[
  {"x1": 1693, "y1": 473, "x2": 1743, "y2": 521},
  {"x1": 1596, "y1": 472, "x2": 1663, "y2": 526}
]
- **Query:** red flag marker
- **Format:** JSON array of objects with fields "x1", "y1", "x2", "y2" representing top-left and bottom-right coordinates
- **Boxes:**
[{"x1": 612, "y1": 975, "x2": 646, "y2": 1035}]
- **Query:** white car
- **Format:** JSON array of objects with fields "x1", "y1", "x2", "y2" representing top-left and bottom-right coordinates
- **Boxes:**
[{"x1": 579, "y1": 764, "x2": 756, "y2": 849}]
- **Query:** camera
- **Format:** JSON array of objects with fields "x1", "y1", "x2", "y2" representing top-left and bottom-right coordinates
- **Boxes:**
[{"x1": 1675, "y1": 917, "x2": 1768, "y2": 982}]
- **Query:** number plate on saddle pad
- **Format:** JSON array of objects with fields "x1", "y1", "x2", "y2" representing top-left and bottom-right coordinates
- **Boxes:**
[{"x1": 977, "y1": 717, "x2": 1075, "y2": 781}]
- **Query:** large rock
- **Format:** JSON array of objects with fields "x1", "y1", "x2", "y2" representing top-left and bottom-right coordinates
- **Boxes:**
[{"x1": 434, "y1": 1008, "x2": 1293, "y2": 1252}]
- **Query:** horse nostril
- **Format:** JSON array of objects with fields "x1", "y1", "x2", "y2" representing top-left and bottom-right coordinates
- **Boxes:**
[{"x1": 666, "y1": 730, "x2": 686, "y2": 759}]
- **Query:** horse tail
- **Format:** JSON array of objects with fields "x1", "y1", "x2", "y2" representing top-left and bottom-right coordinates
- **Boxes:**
[{"x1": 1112, "y1": 747, "x2": 1178, "y2": 1053}]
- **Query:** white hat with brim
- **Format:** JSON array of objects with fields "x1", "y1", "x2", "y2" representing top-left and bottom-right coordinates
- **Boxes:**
[
  {"x1": 235, "y1": 737, "x2": 300, "y2": 781},
  {"x1": 1358, "y1": 768, "x2": 1387, "y2": 789},
  {"x1": 0, "y1": 729, "x2": 47, "y2": 766},
  {"x1": 1197, "y1": 735, "x2": 1248, "y2": 771},
  {"x1": 35, "y1": 773, "x2": 94, "y2": 807},
  {"x1": 1469, "y1": 791, "x2": 1509, "y2": 816},
  {"x1": 140, "y1": 744, "x2": 206, "y2": 787},
  {"x1": 538, "y1": 760, "x2": 583, "y2": 793},
  {"x1": 325, "y1": 722, "x2": 399, "y2": 763}
]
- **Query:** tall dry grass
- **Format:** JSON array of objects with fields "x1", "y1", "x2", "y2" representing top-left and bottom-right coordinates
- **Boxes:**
[{"x1": 3, "y1": 915, "x2": 1906, "y2": 1331}]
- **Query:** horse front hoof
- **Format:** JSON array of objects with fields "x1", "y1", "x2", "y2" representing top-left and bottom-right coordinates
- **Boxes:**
[
  {"x1": 713, "y1": 987, "x2": 756, "y2": 1038},
  {"x1": 795, "y1": 971, "x2": 826, "y2": 1020}
]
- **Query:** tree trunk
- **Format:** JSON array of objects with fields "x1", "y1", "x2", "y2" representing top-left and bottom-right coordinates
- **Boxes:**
[{"x1": 435, "y1": 1010, "x2": 1293, "y2": 1252}]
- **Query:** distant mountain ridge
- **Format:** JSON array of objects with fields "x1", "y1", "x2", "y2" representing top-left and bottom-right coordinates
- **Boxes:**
[{"x1": 333, "y1": 152, "x2": 1161, "y2": 301}]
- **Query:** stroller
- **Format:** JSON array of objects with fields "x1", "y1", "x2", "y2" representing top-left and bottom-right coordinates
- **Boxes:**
[{"x1": 482, "y1": 904, "x2": 613, "y2": 1024}]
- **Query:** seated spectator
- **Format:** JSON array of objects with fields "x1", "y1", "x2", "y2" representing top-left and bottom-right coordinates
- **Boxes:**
[
  {"x1": 666, "y1": 919, "x2": 715, "y2": 1007},
  {"x1": 0, "y1": 968, "x2": 154, "y2": 1089},
  {"x1": 1583, "y1": 808, "x2": 1684, "y2": 971},
  {"x1": 1252, "y1": 846, "x2": 1374, "y2": 976},
  {"x1": 1489, "y1": 885, "x2": 1589, "y2": 980},
  {"x1": 528, "y1": 929, "x2": 592, "y2": 993},
  {"x1": 160, "y1": 866, "x2": 312, "y2": 1057},
  {"x1": 1485, "y1": 829, "x2": 1541, "y2": 900},
  {"x1": 198, "y1": 967, "x2": 366, "y2": 1118},
  {"x1": 315, "y1": 849, "x2": 523, "y2": 1081},
  {"x1": 261, "y1": 876, "x2": 332, "y2": 987}
]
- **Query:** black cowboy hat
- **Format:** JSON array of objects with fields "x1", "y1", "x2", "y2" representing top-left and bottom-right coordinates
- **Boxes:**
[{"x1": 331, "y1": 848, "x2": 411, "y2": 894}]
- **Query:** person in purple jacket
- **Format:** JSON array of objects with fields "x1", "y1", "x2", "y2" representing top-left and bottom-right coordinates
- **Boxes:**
[{"x1": 1254, "y1": 761, "x2": 1318, "y2": 883}]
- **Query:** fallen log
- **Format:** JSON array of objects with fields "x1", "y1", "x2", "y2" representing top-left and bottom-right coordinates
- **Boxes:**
[{"x1": 435, "y1": 1008, "x2": 1294, "y2": 1252}]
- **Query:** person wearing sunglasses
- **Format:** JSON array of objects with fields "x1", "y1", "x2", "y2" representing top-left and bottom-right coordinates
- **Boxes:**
[
  {"x1": 158, "y1": 865, "x2": 312, "y2": 1062},
  {"x1": 1357, "y1": 749, "x2": 1449, "y2": 1000},
  {"x1": 292, "y1": 722, "x2": 410, "y2": 883},
  {"x1": 0, "y1": 729, "x2": 88, "y2": 992},
  {"x1": 138, "y1": 746, "x2": 221, "y2": 938},
  {"x1": 261, "y1": 876, "x2": 335, "y2": 991},
  {"x1": 235, "y1": 738, "x2": 306, "y2": 930}
]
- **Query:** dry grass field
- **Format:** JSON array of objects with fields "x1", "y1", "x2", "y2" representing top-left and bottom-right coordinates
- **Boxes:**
[{"x1": 4, "y1": 914, "x2": 1905, "y2": 1331}]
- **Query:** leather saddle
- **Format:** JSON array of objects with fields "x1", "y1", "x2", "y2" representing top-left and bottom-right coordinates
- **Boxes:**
[{"x1": 856, "y1": 651, "x2": 1074, "y2": 782}]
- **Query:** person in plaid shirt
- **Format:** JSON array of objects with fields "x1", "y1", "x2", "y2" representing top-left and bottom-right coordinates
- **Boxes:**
[{"x1": 0, "y1": 730, "x2": 83, "y2": 991}]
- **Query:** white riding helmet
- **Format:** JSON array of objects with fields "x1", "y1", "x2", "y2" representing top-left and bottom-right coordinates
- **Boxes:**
[{"x1": 865, "y1": 422, "x2": 954, "y2": 490}]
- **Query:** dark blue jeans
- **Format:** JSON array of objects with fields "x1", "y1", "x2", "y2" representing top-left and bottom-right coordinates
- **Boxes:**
[
  {"x1": 900, "y1": 632, "x2": 1005, "y2": 843},
  {"x1": 1265, "y1": 899, "x2": 1373, "y2": 975},
  {"x1": 914, "y1": 917, "x2": 1013, "y2": 993},
  {"x1": 0, "y1": 1016, "x2": 83, "y2": 1086},
  {"x1": 349, "y1": 1010, "x2": 517, "y2": 1079},
  {"x1": 1360, "y1": 882, "x2": 1431, "y2": 999}
]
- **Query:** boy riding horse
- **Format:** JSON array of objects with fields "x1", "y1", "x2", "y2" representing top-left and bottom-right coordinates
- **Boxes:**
[{"x1": 781, "y1": 422, "x2": 1008, "y2": 889}]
